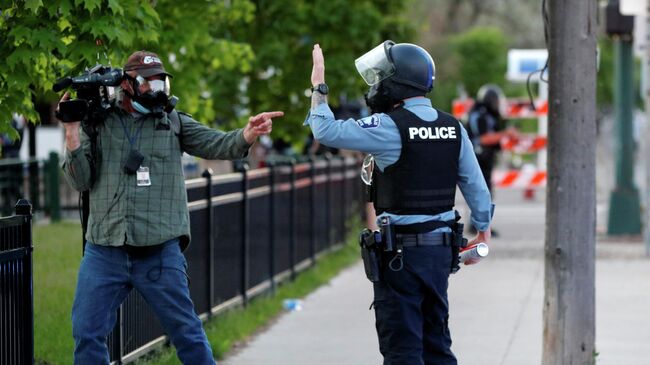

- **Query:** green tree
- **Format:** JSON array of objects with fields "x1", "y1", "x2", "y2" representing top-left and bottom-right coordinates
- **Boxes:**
[
  {"x1": 597, "y1": 37, "x2": 615, "y2": 108},
  {"x1": 449, "y1": 26, "x2": 508, "y2": 97},
  {"x1": 222, "y1": 0, "x2": 416, "y2": 141},
  {"x1": 133, "y1": 0, "x2": 256, "y2": 125},
  {"x1": 1, "y1": 0, "x2": 416, "y2": 144},
  {"x1": 596, "y1": 36, "x2": 644, "y2": 111},
  {"x1": 425, "y1": 26, "x2": 509, "y2": 111},
  {"x1": 0, "y1": 0, "x2": 161, "y2": 137},
  {"x1": 411, "y1": 0, "x2": 543, "y2": 48}
]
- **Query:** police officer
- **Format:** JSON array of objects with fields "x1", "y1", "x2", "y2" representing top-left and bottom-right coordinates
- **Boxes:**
[
  {"x1": 466, "y1": 84, "x2": 518, "y2": 235},
  {"x1": 305, "y1": 42, "x2": 493, "y2": 364},
  {"x1": 466, "y1": 84, "x2": 520, "y2": 194}
]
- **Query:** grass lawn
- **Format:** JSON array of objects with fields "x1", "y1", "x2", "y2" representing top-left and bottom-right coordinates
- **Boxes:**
[
  {"x1": 32, "y1": 221, "x2": 361, "y2": 364},
  {"x1": 33, "y1": 221, "x2": 83, "y2": 365}
]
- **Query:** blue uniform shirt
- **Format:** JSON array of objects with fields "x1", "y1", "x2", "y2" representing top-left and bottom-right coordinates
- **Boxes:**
[{"x1": 305, "y1": 97, "x2": 493, "y2": 232}]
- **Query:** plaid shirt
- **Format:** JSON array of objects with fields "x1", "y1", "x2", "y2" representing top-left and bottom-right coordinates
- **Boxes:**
[{"x1": 62, "y1": 108, "x2": 250, "y2": 250}]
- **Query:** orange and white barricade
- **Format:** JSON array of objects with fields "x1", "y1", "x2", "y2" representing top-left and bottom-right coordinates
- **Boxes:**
[
  {"x1": 493, "y1": 164, "x2": 547, "y2": 189},
  {"x1": 453, "y1": 97, "x2": 549, "y2": 199},
  {"x1": 452, "y1": 98, "x2": 548, "y2": 120},
  {"x1": 500, "y1": 135, "x2": 547, "y2": 154}
]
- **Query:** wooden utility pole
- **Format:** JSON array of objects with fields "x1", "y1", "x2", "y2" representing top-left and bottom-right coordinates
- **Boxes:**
[
  {"x1": 645, "y1": 0, "x2": 650, "y2": 256},
  {"x1": 543, "y1": 1, "x2": 597, "y2": 364}
]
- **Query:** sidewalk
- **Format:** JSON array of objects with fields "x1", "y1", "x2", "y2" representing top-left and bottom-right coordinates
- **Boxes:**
[{"x1": 224, "y1": 189, "x2": 650, "y2": 365}]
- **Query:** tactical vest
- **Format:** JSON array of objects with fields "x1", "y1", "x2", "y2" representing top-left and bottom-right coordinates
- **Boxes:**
[{"x1": 371, "y1": 107, "x2": 461, "y2": 215}]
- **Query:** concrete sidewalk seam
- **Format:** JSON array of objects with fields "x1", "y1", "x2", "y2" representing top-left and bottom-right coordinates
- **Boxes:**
[{"x1": 499, "y1": 262, "x2": 542, "y2": 365}]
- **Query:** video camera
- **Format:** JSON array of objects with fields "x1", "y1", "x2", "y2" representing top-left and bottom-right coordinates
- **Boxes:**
[{"x1": 53, "y1": 64, "x2": 123, "y2": 123}]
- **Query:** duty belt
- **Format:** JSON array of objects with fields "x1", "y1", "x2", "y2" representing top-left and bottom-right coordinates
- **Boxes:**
[{"x1": 395, "y1": 232, "x2": 451, "y2": 247}]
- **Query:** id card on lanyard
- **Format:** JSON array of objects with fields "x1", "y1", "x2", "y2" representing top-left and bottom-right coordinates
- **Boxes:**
[
  {"x1": 120, "y1": 115, "x2": 151, "y2": 187},
  {"x1": 137, "y1": 166, "x2": 151, "y2": 186}
]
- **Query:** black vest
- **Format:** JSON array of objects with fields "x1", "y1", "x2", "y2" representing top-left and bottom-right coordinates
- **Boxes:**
[{"x1": 372, "y1": 107, "x2": 461, "y2": 215}]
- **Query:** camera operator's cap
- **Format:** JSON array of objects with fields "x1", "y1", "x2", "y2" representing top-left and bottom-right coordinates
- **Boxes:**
[{"x1": 124, "y1": 51, "x2": 173, "y2": 78}]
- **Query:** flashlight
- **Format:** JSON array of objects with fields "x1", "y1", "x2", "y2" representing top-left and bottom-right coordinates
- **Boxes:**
[{"x1": 459, "y1": 242, "x2": 489, "y2": 264}]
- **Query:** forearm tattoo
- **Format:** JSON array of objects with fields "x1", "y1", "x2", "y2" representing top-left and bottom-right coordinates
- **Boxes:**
[{"x1": 311, "y1": 92, "x2": 328, "y2": 110}]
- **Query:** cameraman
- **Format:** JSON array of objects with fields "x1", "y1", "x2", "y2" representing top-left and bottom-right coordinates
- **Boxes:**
[{"x1": 59, "y1": 51, "x2": 282, "y2": 365}]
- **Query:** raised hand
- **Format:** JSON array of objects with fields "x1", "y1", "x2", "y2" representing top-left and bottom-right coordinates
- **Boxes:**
[{"x1": 311, "y1": 44, "x2": 325, "y2": 86}]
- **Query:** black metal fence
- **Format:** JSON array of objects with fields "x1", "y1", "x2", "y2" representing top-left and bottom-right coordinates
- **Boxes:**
[
  {"x1": 0, "y1": 154, "x2": 63, "y2": 220},
  {"x1": 0, "y1": 200, "x2": 34, "y2": 365},
  {"x1": 107, "y1": 156, "x2": 363, "y2": 364}
]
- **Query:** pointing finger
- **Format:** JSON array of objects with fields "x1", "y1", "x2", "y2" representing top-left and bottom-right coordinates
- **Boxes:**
[
  {"x1": 258, "y1": 111, "x2": 284, "y2": 120},
  {"x1": 250, "y1": 111, "x2": 284, "y2": 125}
]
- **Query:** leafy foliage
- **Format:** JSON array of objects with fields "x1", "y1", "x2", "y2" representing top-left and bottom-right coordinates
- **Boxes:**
[
  {"x1": 597, "y1": 38, "x2": 615, "y2": 108},
  {"x1": 449, "y1": 26, "x2": 508, "y2": 98},
  {"x1": 0, "y1": 0, "x2": 160, "y2": 133},
  {"x1": 425, "y1": 26, "x2": 509, "y2": 112},
  {"x1": 596, "y1": 37, "x2": 644, "y2": 110},
  {"x1": 0, "y1": 0, "x2": 416, "y2": 143},
  {"x1": 228, "y1": 0, "x2": 415, "y2": 140}
]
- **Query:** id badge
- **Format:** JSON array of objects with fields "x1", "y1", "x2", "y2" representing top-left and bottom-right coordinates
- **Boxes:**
[{"x1": 136, "y1": 166, "x2": 151, "y2": 186}]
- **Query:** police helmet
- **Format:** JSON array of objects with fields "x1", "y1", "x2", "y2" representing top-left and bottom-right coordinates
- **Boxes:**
[
  {"x1": 476, "y1": 84, "x2": 505, "y2": 116},
  {"x1": 355, "y1": 40, "x2": 435, "y2": 100}
]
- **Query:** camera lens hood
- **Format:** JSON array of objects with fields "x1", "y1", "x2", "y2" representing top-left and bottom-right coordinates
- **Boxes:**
[{"x1": 56, "y1": 99, "x2": 89, "y2": 123}]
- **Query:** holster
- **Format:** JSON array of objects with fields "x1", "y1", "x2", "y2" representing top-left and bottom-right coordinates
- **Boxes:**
[
  {"x1": 450, "y1": 213, "x2": 468, "y2": 274},
  {"x1": 359, "y1": 228, "x2": 382, "y2": 282}
]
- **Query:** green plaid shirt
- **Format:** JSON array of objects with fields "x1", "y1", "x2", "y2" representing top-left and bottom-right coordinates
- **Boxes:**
[{"x1": 62, "y1": 108, "x2": 250, "y2": 250}]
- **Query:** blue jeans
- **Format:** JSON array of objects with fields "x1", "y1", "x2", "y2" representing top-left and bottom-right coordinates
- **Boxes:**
[{"x1": 72, "y1": 239, "x2": 215, "y2": 365}]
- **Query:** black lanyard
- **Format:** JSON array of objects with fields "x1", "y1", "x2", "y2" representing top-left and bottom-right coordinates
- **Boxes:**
[{"x1": 119, "y1": 115, "x2": 146, "y2": 151}]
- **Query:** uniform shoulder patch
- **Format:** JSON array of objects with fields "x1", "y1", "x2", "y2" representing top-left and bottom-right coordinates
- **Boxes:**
[{"x1": 356, "y1": 115, "x2": 381, "y2": 129}]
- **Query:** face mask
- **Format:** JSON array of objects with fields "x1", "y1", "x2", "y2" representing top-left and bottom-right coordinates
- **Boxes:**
[
  {"x1": 132, "y1": 100, "x2": 152, "y2": 114},
  {"x1": 126, "y1": 74, "x2": 171, "y2": 116},
  {"x1": 134, "y1": 90, "x2": 169, "y2": 110},
  {"x1": 364, "y1": 83, "x2": 396, "y2": 114}
]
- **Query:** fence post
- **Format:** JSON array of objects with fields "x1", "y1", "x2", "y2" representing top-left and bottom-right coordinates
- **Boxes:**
[
  {"x1": 338, "y1": 156, "x2": 346, "y2": 243},
  {"x1": 267, "y1": 161, "x2": 277, "y2": 293},
  {"x1": 235, "y1": 161, "x2": 250, "y2": 306},
  {"x1": 117, "y1": 306, "x2": 124, "y2": 365},
  {"x1": 289, "y1": 161, "x2": 296, "y2": 280},
  {"x1": 15, "y1": 199, "x2": 34, "y2": 364},
  {"x1": 28, "y1": 159, "x2": 39, "y2": 212},
  {"x1": 202, "y1": 168, "x2": 214, "y2": 315},
  {"x1": 46, "y1": 152, "x2": 61, "y2": 222},
  {"x1": 325, "y1": 156, "x2": 332, "y2": 248},
  {"x1": 309, "y1": 158, "x2": 317, "y2": 265}
]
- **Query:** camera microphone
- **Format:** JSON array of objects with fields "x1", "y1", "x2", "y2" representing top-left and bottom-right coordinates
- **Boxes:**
[
  {"x1": 52, "y1": 68, "x2": 124, "y2": 92},
  {"x1": 70, "y1": 69, "x2": 124, "y2": 88},
  {"x1": 53, "y1": 77, "x2": 73, "y2": 92}
]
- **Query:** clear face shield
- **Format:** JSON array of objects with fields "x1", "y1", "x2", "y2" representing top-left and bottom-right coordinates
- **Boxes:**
[
  {"x1": 135, "y1": 74, "x2": 171, "y2": 97},
  {"x1": 360, "y1": 154, "x2": 375, "y2": 186},
  {"x1": 355, "y1": 41, "x2": 395, "y2": 86}
]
